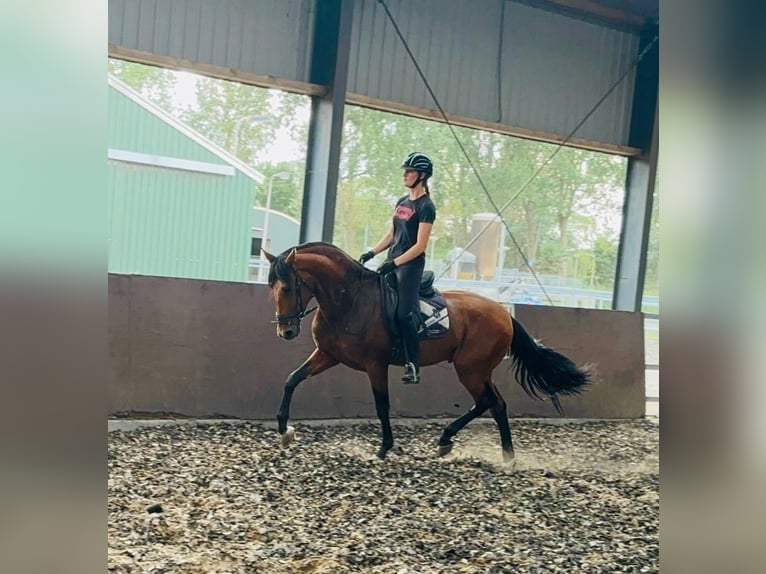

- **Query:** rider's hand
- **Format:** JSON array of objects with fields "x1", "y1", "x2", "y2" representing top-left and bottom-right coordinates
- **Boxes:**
[
  {"x1": 359, "y1": 250, "x2": 375, "y2": 264},
  {"x1": 377, "y1": 259, "x2": 397, "y2": 275}
]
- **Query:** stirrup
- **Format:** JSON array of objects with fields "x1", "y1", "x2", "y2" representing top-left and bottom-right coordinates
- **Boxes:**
[{"x1": 402, "y1": 362, "x2": 420, "y2": 384}]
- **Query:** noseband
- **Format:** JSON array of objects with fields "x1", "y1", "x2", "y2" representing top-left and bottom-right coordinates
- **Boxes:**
[{"x1": 271, "y1": 266, "x2": 317, "y2": 328}]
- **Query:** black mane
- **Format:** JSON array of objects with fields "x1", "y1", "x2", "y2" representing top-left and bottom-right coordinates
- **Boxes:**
[{"x1": 267, "y1": 242, "x2": 377, "y2": 285}]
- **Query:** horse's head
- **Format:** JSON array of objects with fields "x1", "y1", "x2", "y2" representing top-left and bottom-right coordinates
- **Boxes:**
[{"x1": 263, "y1": 248, "x2": 315, "y2": 340}]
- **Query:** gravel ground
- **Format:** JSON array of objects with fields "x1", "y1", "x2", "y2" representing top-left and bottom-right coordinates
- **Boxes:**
[{"x1": 108, "y1": 419, "x2": 658, "y2": 573}]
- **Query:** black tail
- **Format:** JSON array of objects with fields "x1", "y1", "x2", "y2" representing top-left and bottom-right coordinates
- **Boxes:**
[{"x1": 509, "y1": 317, "x2": 590, "y2": 415}]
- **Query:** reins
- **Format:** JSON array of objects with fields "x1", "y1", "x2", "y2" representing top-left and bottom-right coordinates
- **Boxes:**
[{"x1": 271, "y1": 251, "x2": 378, "y2": 331}]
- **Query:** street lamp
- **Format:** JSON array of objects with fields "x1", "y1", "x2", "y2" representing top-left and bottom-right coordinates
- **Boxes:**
[
  {"x1": 258, "y1": 171, "x2": 291, "y2": 281},
  {"x1": 232, "y1": 114, "x2": 271, "y2": 157}
]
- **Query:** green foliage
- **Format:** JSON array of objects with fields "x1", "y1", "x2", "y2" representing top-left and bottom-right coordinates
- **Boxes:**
[
  {"x1": 181, "y1": 77, "x2": 273, "y2": 163},
  {"x1": 644, "y1": 176, "x2": 660, "y2": 295},
  {"x1": 254, "y1": 163, "x2": 303, "y2": 221},
  {"x1": 592, "y1": 237, "x2": 619, "y2": 288},
  {"x1": 108, "y1": 59, "x2": 177, "y2": 111},
  {"x1": 334, "y1": 104, "x2": 629, "y2": 289}
]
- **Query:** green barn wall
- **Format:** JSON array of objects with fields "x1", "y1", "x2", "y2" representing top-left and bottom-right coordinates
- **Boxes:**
[
  {"x1": 108, "y1": 163, "x2": 254, "y2": 281},
  {"x1": 107, "y1": 78, "x2": 269, "y2": 282},
  {"x1": 109, "y1": 86, "x2": 225, "y2": 164}
]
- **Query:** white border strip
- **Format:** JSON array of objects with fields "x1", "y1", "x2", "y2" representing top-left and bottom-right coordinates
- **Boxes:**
[{"x1": 108, "y1": 148, "x2": 235, "y2": 176}]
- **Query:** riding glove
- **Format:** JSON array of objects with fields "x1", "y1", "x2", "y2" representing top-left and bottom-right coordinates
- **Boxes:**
[
  {"x1": 377, "y1": 259, "x2": 397, "y2": 275},
  {"x1": 359, "y1": 250, "x2": 375, "y2": 264}
]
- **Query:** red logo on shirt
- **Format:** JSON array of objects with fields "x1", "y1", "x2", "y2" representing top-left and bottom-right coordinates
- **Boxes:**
[{"x1": 394, "y1": 205, "x2": 415, "y2": 221}]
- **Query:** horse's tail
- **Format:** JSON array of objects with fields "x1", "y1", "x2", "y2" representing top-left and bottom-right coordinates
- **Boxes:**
[{"x1": 509, "y1": 317, "x2": 590, "y2": 415}]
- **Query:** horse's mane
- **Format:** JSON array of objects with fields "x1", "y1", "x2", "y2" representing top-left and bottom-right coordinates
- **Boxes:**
[{"x1": 268, "y1": 242, "x2": 378, "y2": 284}]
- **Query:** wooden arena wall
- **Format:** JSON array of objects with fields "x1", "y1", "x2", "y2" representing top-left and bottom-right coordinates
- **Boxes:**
[{"x1": 109, "y1": 274, "x2": 645, "y2": 419}]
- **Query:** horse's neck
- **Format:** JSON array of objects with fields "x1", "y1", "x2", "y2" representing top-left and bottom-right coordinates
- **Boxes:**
[{"x1": 298, "y1": 252, "x2": 371, "y2": 315}]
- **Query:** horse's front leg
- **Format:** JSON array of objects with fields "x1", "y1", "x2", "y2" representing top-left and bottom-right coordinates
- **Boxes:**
[
  {"x1": 277, "y1": 348, "x2": 338, "y2": 446},
  {"x1": 366, "y1": 362, "x2": 393, "y2": 459}
]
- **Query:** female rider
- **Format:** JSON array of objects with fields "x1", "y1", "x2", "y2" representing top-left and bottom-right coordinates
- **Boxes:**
[{"x1": 359, "y1": 152, "x2": 436, "y2": 384}]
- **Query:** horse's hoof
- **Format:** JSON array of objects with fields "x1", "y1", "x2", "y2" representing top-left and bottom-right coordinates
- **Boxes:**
[
  {"x1": 503, "y1": 457, "x2": 517, "y2": 471},
  {"x1": 437, "y1": 442, "x2": 453, "y2": 457},
  {"x1": 502, "y1": 451, "x2": 515, "y2": 465},
  {"x1": 377, "y1": 444, "x2": 393, "y2": 459},
  {"x1": 280, "y1": 426, "x2": 295, "y2": 447}
]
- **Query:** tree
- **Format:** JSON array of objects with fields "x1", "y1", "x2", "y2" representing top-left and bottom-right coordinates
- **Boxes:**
[
  {"x1": 643, "y1": 174, "x2": 660, "y2": 295},
  {"x1": 592, "y1": 237, "x2": 618, "y2": 288},
  {"x1": 108, "y1": 59, "x2": 177, "y2": 112},
  {"x1": 255, "y1": 163, "x2": 304, "y2": 221},
  {"x1": 181, "y1": 77, "x2": 274, "y2": 164}
]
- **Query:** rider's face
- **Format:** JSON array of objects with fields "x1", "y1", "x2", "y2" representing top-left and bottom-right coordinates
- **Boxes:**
[{"x1": 403, "y1": 168, "x2": 419, "y2": 186}]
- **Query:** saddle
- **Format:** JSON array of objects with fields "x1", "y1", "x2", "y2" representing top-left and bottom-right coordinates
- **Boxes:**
[{"x1": 381, "y1": 270, "x2": 450, "y2": 341}]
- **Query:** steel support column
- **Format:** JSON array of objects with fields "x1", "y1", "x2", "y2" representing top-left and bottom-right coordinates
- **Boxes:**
[
  {"x1": 299, "y1": 0, "x2": 354, "y2": 243},
  {"x1": 613, "y1": 24, "x2": 659, "y2": 312}
]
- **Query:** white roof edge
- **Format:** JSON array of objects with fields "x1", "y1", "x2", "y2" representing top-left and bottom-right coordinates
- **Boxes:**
[
  {"x1": 252, "y1": 206, "x2": 301, "y2": 225},
  {"x1": 108, "y1": 74, "x2": 266, "y2": 185}
]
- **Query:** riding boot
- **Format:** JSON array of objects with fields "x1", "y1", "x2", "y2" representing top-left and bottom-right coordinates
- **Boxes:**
[{"x1": 400, "y1": 315, "x2": 421, "y2": 384}]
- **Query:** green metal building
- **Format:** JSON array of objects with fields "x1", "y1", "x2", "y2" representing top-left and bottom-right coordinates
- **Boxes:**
[{"x1": 108, "y1": 75, "x2": 299, "y2": 283}]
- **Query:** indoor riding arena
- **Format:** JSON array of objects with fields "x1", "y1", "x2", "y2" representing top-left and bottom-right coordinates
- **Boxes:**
[{"x1": 108, "y1": 0, "x2": 659, "y2": 572}]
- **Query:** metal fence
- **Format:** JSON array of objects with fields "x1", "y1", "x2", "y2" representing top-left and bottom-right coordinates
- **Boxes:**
[{"x1": 249, "y1": 258, "x2": 660, "y2": 313}]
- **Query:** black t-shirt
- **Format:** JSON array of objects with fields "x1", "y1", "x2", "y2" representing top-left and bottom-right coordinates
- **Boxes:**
[{"x1": 388, "y1": 193, "x2": 436, "y2": 260}]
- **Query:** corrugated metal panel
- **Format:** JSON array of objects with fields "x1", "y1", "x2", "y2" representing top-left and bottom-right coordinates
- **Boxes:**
[
  {"x1": 501, "y1": 1, "x2": 638, "y2": 145},
  {"x1": 348, "y1": 0, "x2": 638, "y2": 147},
  {"x1": 348, "y1": 0, "x2": 501, "y2": 121},
  {"x1": 108, "y1": 163, "x2": 254, "y2": 282},
  {"x1": 109, "y1": 0, "x2": 641, "y2": 147},
  {"x1": 108, "y1": 0, "x2": 315, "y2": 83}
]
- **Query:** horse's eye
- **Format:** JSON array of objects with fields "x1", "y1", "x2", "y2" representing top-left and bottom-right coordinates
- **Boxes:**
[{"x1": 282, "y1": 286, "x2": 291, "y2": 294}]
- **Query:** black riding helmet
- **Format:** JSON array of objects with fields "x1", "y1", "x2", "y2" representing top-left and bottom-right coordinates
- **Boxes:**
[
  {"x1": 402, "y1": 152, "x2": 433, "y2": 176},
  {"x1": 401, "y1": 152, "x2": 433, "y2": 189}
]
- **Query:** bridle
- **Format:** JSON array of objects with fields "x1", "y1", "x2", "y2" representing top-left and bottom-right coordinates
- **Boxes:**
[{"x1": 271, "y1": 265, "x2": 317, "y2": 328}]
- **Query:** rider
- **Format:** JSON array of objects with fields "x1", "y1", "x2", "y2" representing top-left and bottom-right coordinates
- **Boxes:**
[{"x1": 359, "y1": 152, "x2": 436, "y2": 384}]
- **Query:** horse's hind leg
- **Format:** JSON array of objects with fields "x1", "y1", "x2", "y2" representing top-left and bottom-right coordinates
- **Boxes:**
[
  {"x1": 437, "y1": 377, "x2": 495, "y2": 457},
  {"x1": 488, "y1": 382, "x2": 514, "y2": 463}
]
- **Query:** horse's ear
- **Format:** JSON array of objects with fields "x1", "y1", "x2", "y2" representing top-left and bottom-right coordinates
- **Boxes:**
[
  {"x1": 262, "y1": 249, "x2": 276, "y2": 263},
  {"x1": 285, "y1": 248, "x2": 297, "y2": 265}
]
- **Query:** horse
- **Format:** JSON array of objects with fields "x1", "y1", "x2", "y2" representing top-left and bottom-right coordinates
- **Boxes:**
[{"x1": 263, "y1": 242, "x2": 590, "y2": 462}]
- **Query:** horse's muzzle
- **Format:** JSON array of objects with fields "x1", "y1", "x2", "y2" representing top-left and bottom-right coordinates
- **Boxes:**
[
  {"x1": 279, "y1": 326, "x2": 299, "y2": 340},
  {"x1": 273, "y1": 306, "x2": 315, "y2": 341}
]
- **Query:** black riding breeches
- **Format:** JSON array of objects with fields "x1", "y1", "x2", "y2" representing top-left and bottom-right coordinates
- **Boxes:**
[{"x1": 393, "y1": 258, "x2": 424, "y2": 322}]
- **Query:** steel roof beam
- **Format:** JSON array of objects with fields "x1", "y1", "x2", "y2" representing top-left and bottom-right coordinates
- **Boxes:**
[{"x1": 613, "y1": 23, "x2": 659, "y2": 312}]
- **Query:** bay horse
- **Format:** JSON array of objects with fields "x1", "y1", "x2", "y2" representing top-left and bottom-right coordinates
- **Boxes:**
[{"x1": 264, "y1": 242, "x2": 589, "y2": 462}]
